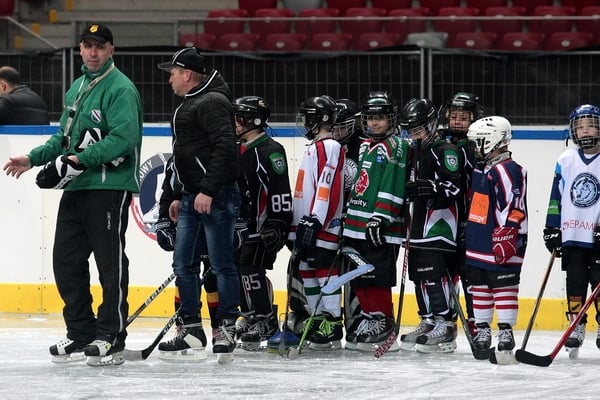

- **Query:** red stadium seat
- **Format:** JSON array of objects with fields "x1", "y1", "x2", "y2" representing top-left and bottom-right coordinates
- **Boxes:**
[
  {"x1": 339, "y1": 8, "x2": 387, "y2": 38},
  {"x1": 529, "y1": 6, "x2": 576, "y2": 36},
  {"x1": 561, "y1": 0, "x2": 600, "y2": 13},
  {"x1": 295, "y1": 8, "x2": 340, "y2": 36},
  {"x1": 543, "y1": 31, "x2": 594, "y2": 51},
  {"x1": 204, "y1": 9, "x2": 248, "y2": 35},
  {"x1": 238, "y1": 0, "x2": 277, "y2": 17},
  {"x1": 511, "y1": 0, "x2": 553, "y2": 14},
  {"x1": 574, "y1": 6, "x2": 600, "y2": 42},
  {"x1": 212, "y1": 33, "x2": 260, "y2": 51},
  {"x1": 308, "y1": 32, "x2": 352, "y2": 51},
  {"x1": 447, "y1": 32, "x2": 498, "y2": 50},
  {"x1": 354, "y1": 32, "x2": 404, "y2": 50},
  {"x1": 497, "y1": 32, "x2": 544, "y2": 51},
  {"x1": 325, "y1": 0, "x2": 367, "y2": 15},
  {"x1": 261, "y1": 33, "x2": 307, "y2": 51},
  {"x1": 0, "y1": 0, "x2": 14, "y2": 16},
  {"x1": 178, "y1": 33, "x2": 217, "y2": 49},
  {"x1": 480, "y1": 6, "x2": 527, "y2": 36},
  {"x1": 385, "y1": 8, "x2": 429, "y2": 37},
  {"x1": 419, "y1": 0, "x2": 461, "y2": 15},
  {"x1": 371, "y1": 0, "x2": 412, "y2": 12},
  {"x1": 432, "y1": 7, "x2": 480, "y2": 39},
  {"x1": 464, "y1": 0, "x2": 508, "y2": 14},
  {"x1": 249, "y1": 8, "x2": 295, "y2": 39}
]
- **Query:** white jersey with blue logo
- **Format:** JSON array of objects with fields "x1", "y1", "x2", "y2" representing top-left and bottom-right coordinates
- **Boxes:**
[{"x1": 545, "y1": 147, "x2": 600, "y2": 248}]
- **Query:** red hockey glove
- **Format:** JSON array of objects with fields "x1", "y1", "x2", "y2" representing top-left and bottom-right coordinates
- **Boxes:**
[{"x1": 492, "y1": 226, "x2": 519, "y2": 264}]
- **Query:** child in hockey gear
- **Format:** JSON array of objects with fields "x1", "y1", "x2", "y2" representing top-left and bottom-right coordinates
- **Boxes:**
[
  {"x1": 465, "y1": 116, "x2": 528, "y2": 361},
  {"x1": 398, "y1": 98, "x2": 462, "y2": 354},
  {"x1": 342, "y1": 91, "x2": 408, "y2": 352},
  {"x1": 544, "y1": 104, "x2": 600, "y2": 359},
  {"x1": 232, "y1": 96, "x2": 292, "y2": 351},
  {"x1": 438, "y1": 92, "x2": 483, "y2": 338},
  {"x1": 289, "y1": 95, "x2": 346, "y2": 350}
]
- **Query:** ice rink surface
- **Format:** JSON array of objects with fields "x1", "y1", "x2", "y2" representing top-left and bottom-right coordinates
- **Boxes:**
[{"x1": 0, "y1": 314, "x2": 598, "y2": 400}]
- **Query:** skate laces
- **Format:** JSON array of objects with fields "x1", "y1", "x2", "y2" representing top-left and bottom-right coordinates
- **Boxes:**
[
  {"x1": 215, "y1": 321, "x2": 236, "y2": 343},
  {"x1": 361, "y1": 316, "x2": 386, "y2": 335},
  {"x1": 497, "y1": 328, "x2": 513, "y2": 343},
  {"x1": 426, "y1": 319, "x2": 451, "y2": 338},
  {"x1": 316, "y1": 318, "x2": 340, "y2": 336},
  {"x1": 474, "y1": 325, "x2": 492, "y2": 342},
  {"x1": 354, "y1": 317, "x2": 372, "y2": 336},
  {"x1": 250, "y1": 317, "x2": 276, "y2": 336},
  {"x1": 569, "y1": 323, "x2": 586, "y2": 342}
]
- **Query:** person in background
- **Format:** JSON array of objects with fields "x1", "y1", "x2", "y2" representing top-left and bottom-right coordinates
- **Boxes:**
[
  {"x1": 465, "y1": 116, "x2": 528, "y2": 360},
  {"x1": 3, "y1": 24, "x2": 143, "y2": 366},
  {"x1": 157, "y1": 47, "x2": 240, "y2": 363},
  {"x1": 544, "y1": 104, "x2": 600, "y2": 359},
  {"x1": 0, "y1": 65, "x2": 49, "y2": 124}
]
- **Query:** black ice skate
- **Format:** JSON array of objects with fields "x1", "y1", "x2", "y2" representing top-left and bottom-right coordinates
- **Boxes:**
[
  {"x1": 49, "y1": 338, "x2": 89, "y2": 363},
  {"x1": 308, "y1": 313, "x2": 343, "y2": 351},
  {"x1": 472, "y1": 322, "x2": 492, "y2": 360},
  {"x1": 84, "y1": 338, "x2": 125, "y2": 366},
  {"x1": 489, "y1": 323, "x2": 517, "y2": 365},
  {"x1": 213, "y1": 318, "x2": 236, "y2": 364},
  {"x1": 565, "y1": 312, "x2": 586, "y2": 359},
  {"x1": 399, "y1": 317, "x2": 434, "y2": 351},
  {"x1": 240, "y1": 313, "x2": 278, "y2": 351},
  {"x1": 355, "y1": 313, "x2": 398, "y2": 353},
  {"x1": 158, "y1": 321, "x2": 208, "y2": 361},
  {"x1": 414, "y1": 316, "x2": 457, "y2": 354}
]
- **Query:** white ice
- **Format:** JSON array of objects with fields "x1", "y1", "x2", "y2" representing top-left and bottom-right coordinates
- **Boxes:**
[{"x1": 0, "y1": 314, "x2": 597, "y2": 400}]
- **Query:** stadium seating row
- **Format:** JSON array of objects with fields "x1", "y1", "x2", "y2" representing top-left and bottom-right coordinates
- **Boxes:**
[{"x1": 178, "y1": 31, "x2": 596, "y2": 52}]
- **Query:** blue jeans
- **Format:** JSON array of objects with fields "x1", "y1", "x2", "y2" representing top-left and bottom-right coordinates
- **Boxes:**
[{"x1": 173, "y1": 183, "x2": 240, "y2": 322}]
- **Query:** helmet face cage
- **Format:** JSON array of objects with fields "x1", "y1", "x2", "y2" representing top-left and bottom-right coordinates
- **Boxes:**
[
  {"x1": 333, "y1": 98, "x2": 359, "y2": 143},
  {"x1": 233, "y1": 96, "x2": 270, "y2": 134},
  {"x1": 360, "y1": 92, "x2": 397, "y2": 140},
  {"x1": 569, "y1": 104, "x2": 600, "y2": 150},
  {"x1": 467, "y1": 116, "x2": 512, "y2": 159},
  {"x1": 438, "y1": 92, "x2": 482, "y2": 138},
  {"x1": 400, "y1": 98, "x2": 438, "y2": 147},
  {"x1": 296, "y1": 95, "x2": 337, "y2": 139}
]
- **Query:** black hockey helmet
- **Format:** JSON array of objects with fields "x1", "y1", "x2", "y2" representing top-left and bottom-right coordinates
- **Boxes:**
[
  {"x1": 233, "y1": 96, "x2": 270, "y2": 136},
  {"x1": 438, "y1": 92, "x2": 483, "y2": 139},
  {"x1": 360, "y1": 91, "x2": 397, "y2": 140},
  {"x1": 400, "y1": 98, "x2": 438, "y2": 147},
  {"x1": 333, "y1": 98, "x2": 360, "y2": 143},
  {"x1": 297, "y1": 95, "x2": 337, "y2": 140}
]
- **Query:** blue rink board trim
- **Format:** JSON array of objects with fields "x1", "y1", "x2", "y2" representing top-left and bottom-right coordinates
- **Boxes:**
[{"x1": 0, "y1": 125, "x2": 570, "y2": 140}]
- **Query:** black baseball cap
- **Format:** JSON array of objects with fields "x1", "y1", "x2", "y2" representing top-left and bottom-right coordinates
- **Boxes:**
[
  {"x1": 158, "y1": 47, "x2": 208, "y2": 74},
  {"x1": 80, "y1": 24, "x2": 113, "y2": 44}
]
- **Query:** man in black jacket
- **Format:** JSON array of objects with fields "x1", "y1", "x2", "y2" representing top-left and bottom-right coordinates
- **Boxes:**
[
  {"x1": 0, "y1": 66, "x2": 49, "y2": 124},
  {"x1": 157, "y1": 47, "x2": 241, "y2": 363}
]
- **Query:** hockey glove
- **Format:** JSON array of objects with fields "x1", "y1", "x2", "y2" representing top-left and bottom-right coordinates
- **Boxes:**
[
  {"x1": 593, "y1": 225, "x2": 600, "y2": 251},
  {"x1": 492, "y1": 226, "x2": 519, "y2": 264},
  {"x1": 543, "y1": 227, "x2": 562, "y2": 258},
  {"x1": 260, "y1": 220, "x2": 287, "y2": 254},
  {"x1": 404, "y1": 179, "x2": 436, "y2": 201},
  {"x1": 155, "y1": 217, "x2": 176, "y2": 252},
  {"x1": 366, "y1": 216, "x2": 387, "y2": 248},
  {"x1": 36, "y1": 154, "x2": 86, "y2": 189},
  {"x1": 295, "y1": 215, "x2": 322, "y2": 250},
  {"x1": 233, "y1": 218, "x2": 249, "y2": 251}
]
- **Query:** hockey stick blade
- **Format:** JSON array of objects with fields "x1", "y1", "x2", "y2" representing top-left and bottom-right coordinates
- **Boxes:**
[
  {"x1": 514, "y1": 349, "x2": 552, "y2": 367},
  {"x1": 489, "y1": 348, "x2": 517, "y2": 365},
  {"x1": 124, "y1": 311, "x2": 180, "y2": 361},
  {"x1": 374, "y1": 331, "x2": 397, "y2": 358},
  {"x1": 321, "y1": 263, "x2": 374, "y2": 294},
  {"x1": 341, "y1": 246, "x2": 371, "y2": 266}
]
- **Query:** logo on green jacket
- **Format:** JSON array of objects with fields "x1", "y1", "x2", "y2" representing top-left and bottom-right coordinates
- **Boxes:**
[
  {"x1": 270, "y1": 152, "x2": 287, "y2": 175},
  {"x1": 444, "y1": 150, "x2": 459, "y2": 172}
]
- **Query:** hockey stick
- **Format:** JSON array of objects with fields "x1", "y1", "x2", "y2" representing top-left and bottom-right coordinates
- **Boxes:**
[
  {"x1": 321, "y1": 262, "x2": 374, "y2": 294},
  {"x1": 124, "y1": 268, "x2": 211, "y2": 361},
  {"x1": 126, "y1": 273, "x2": 176, "y2": 327},
  {"x1": 515, "y1": 279, "x2": 600, "y2": 367},
  {"x1": 520, "y1": 251, "x2": 555, "y2": 351},
  {"x1": 374, "y1": 139, "x2": 420, "y2": 358},
  {"x1": 277, "y1": 246, "x2": 300, "y2": 356}
]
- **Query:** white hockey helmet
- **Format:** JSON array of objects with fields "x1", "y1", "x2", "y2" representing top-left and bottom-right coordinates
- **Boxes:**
[{"x1": 467, "y1": 116, "x2": 512, "y2": 159}]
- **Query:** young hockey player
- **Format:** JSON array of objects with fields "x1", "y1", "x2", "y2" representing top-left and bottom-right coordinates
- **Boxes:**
[
  {"x1": 544, "y1": 104, "x2": 600, "y2": 359},
  {"x1": 465, "y1": 116, "x2": 528, "y2": 360},
  {"x1": 232, "y1": 96, "x2": 293, "y2": 350},
  {"x1": 398, "y1": 98, "x2": 462, "y2": 353},
  {"x1": 288, "y1": 95, "x2": 346, "y2": 350},
  {"x1": 342, "y1": 91, "x2": 409, "y2": 352},
  {"x1": 438, "y1": 92, "x2": 483, "y2": 336}
]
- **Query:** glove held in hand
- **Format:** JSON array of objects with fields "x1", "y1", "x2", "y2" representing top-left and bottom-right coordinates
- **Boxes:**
[
  {"x1": 295, "y1": 215, "x2": 322, "y2": 250},
  {"x1": 492, "y1": 226, "x2": 518, "y2": 264},
  {"x1": 543, "y1": 227, "x2": 562, "y2": 257},
  {"x1": 233, "y1": 218, "x2": 249, "y2": 251},
  {"x1": 366, "y1": 216, "x2": 386, "y2": 247},
  {"x1": 155, "y1": 217, "x2": 176, "y2": 252},
  {"x1": 36, "y1": 154, "x2": 86, "y2": 189},
  {"x1": 405, "y1": 179, "x2": 436, "y2": 201}
]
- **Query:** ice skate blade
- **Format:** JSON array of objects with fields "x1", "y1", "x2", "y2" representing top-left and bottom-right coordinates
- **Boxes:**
[
  {"x1": 216, "y1": 353, "x2": 234, "y2": 364},
  {"x1": 238, "y1": 342, "x2": 267, "y2": 351},
  {"x1": 50, "y1": 353, "x2": 86, "y2": 363},
  {"x1": 489, "y1": 348, "x2": 517, "y2": 365},
  {"x1": 158, "y1": 348, "x2": 208, "y2": 361},
  {"x1": 566, "y1": 346, "x2": 579, "y2": 359},
  {"x1": 414, "y1": 341, "x2": 457, "y2": 354},
  {"x1": 399, "y1": 341, "x2": 417, "y2": 351},
  {"x1": 366, "y1": 340, "x2": 400, "y2": 355},
  {"x1": 86, "y1": 352, "x2": 125, "y2": 366},
  {"x1": 308, "y1": 340, "x2": 342, "y2": 351}
]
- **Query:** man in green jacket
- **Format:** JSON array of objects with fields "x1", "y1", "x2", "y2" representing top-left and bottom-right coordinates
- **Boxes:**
[{"x1": 3, "y1": 24, "x2": 143, "y2": 366}]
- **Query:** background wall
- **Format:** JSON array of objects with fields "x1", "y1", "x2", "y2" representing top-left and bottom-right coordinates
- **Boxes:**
[{"x1": 0, "y1": 124, "x2": 575, "y2": 329}]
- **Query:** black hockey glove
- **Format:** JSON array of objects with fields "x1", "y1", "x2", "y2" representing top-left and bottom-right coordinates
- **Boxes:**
[
  {"x1": 233, "y1": 218, "x2": 249, "y2": 251},
  {"x1": 593, "y1": 225, "x2": 600, "y2": 251},
  {"x1": 366, "y1": 216, "x2": 387, "y2": 248},
  {"x1": 155, "y1": 217, "x2": 176, "y2": 252},
  {"x1": 260, "y1": 220, "x2": 287, "y2": 254},
  {"x1": 295, "y1": 215, "x2": 322, "y2": 250},
  {"x1": 36, "y1": 154, "x2": 86, "y2": 189},
  {"x1": 543, "y1": 227, "x2": 562, "y2": 258},
  {"x1": 404, "y1": 179, "x2": 436, "y2": 201}
]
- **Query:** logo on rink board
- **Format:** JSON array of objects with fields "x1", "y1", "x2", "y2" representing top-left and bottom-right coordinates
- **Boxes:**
[{"x1": 130, "y1": 152, "x2": 171, "y2": 239}]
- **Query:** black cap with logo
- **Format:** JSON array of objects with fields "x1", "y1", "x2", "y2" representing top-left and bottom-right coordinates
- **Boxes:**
[
  {"x1": 80, "y1": 24, "x2": 113, "y2": 44},
  {"x1": 157, "y1": 47, "x2": 208, "y2": 74}
]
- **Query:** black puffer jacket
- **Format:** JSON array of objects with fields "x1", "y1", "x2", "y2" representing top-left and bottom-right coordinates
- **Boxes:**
[
  {"x1": 0, "y1": 85, "x2": 49, "y2": 124},
  {"x1": 171, "y1": 70, "x2": 239, "y2": 197}
]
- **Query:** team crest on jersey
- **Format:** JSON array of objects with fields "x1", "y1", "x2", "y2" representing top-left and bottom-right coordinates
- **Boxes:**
[
  {"x1": 354, "y1": 168, "x2": 370, "y2": 196},
  {"x1": 444, "y1": 151, "x2": 459, "y2": 172},
  {"x1": 91, "y1": 109, "x2": 102, "y2": 123},
  {"x1": 570, "y1": 173, "x2": 600, "y2": 208},
  {"x1": 270, "y1": 152, "x2": 287, "y2": 175},
  {"x1": 344, "y1": 158, "x2": 358, "y2": 191},
  {"x1": 130, "y1": 152, "x2": 172, "y2": 239}
]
